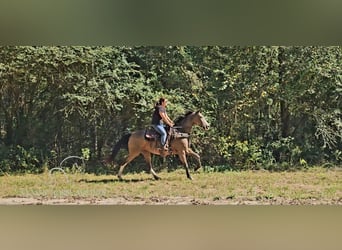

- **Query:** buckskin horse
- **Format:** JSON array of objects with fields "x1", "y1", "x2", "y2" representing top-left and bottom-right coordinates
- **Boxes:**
[{"x1": 105, "y1": 111, "x2": 209, "y2": 180}]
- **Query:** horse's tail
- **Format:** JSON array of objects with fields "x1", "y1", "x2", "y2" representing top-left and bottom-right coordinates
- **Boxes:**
[{"x1": 104, "y1": 133, "x2": 131, "y2": 163}]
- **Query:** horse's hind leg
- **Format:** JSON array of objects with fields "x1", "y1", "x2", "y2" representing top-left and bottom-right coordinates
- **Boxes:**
[
  {"x1": 187, "y1": 148, "x2": 202, "y2": 171},
  {"x1": 141, "y1": 151, "x2": 161, "y2": 180},
  {"x1": 118, "y1": 152, "x2": 139, "y2": 180},
  {"x1": 178, "y1": 150, "x2": 192, "y2": 180}
]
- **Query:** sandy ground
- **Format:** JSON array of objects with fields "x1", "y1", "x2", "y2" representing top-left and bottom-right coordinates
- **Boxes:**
[{"x1": 1, "y1": 196, "x2": 341, "y2": 205}]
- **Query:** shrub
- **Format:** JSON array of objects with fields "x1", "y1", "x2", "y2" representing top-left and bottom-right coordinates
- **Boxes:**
[{"x1": 0, "y1": 145, "x2": 44, "y2": 174}]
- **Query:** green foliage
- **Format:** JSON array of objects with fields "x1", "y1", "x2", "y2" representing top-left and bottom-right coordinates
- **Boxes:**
[
  {"x1": 0, "y1": 145, "x2": 43, "y2": 174},
  {"x1": 81, "y1": 148, "x2": 90, "y2": 161},
  {"x1": 0, "y1": 46, "x2": 341, "y2": 173}
]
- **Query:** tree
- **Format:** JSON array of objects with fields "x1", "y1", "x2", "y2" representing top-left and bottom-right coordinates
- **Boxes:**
[{"x1": 0, "y1": 46, "x2": 340, "y2": 174}]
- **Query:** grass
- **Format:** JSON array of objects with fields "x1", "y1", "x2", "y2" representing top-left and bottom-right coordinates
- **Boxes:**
[{"x1": 0, "y1": 167, "x2": 341, "y2": 204}]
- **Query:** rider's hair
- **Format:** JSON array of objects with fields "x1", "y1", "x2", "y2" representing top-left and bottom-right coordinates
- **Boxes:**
[{"x1": 156, "y1": 97, "x2": 166, "y2": 106}]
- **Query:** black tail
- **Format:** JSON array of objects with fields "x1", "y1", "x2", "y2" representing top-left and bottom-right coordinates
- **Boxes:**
[{"x1": 105, "y1": 133, "x2": 131, "y2": 163}]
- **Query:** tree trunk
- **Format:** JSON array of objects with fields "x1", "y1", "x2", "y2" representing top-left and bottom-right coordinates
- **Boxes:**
[
  {"x1": 278, "y1": 46, "x2": 291, "y2": 138},
  {"x1": 280, "y1": 100, "x2": 290, "y2": 138},
  {"x1": 4, "y1": 114, "x2": 13, "y2": 146}
]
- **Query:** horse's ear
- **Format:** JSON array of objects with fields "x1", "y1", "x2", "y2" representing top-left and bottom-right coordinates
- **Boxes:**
[{"x1": 195, "y1": 110, "x2": 200, "y2": 114}]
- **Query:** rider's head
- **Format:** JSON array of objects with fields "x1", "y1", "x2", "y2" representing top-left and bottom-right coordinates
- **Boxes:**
[{"x1": 156, "y1": 97, "x2": 167, "y2": 107}]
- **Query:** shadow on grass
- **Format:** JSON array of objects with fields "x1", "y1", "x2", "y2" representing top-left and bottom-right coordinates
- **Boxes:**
[{"x1": 78, "y1": 177, "x2": 154, "y2": 184}]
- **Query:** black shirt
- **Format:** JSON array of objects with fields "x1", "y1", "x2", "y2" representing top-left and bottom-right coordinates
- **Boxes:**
[{"x1": 151, "y1": 105, "x2": 166, "y2": 125}]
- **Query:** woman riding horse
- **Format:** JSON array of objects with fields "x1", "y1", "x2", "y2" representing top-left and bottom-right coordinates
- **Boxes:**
[{"x1": 105, "y1": 110, "x2": 209, "y2": 180}]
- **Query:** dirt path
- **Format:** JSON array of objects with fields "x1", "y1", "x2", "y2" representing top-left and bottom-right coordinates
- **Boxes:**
[{"x1": 1, "y1": 196, "x2": 341, "y2": 205}]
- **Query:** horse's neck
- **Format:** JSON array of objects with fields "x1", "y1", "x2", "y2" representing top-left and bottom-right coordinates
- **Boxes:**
[{"x1": 179, "y1": 116, "x2": 194, "y2": 133}]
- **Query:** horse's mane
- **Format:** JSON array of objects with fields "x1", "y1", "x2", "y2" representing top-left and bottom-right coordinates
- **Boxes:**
[{"x1": 174, "y1": 111, "x2": 194, "y2": 125}]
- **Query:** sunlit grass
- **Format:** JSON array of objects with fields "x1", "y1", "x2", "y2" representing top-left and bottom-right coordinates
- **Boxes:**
[{"x1": 0, "y1": 167, "x2": 341, "y2": 204}]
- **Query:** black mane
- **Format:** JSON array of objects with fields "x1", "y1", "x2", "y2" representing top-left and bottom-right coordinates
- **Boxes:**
[{"x1": 174, "y1": 111, "x2": 194, "y2": 125}]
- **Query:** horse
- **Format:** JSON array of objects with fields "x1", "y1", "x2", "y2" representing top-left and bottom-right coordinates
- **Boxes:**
[{"x1": 104, "y1": 111, "x2": 210, "y2": 180}]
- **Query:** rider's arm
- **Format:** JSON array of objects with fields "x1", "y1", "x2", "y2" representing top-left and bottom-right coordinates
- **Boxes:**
[
  {"x1": 160, "y1": 112, "x2": 174, "y2": 127},
  {"x1": 165, "y1": 114, "x2": 174, "y2": 126}
]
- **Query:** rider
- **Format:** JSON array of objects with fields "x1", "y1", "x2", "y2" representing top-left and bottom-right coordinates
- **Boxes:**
[{"x1": 151, "y1": 97, "x2": 174, "y2": 151}]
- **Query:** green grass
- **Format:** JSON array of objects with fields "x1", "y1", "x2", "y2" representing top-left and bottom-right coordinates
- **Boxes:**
[{"x1": 0, "y1": 167, "x2": 341, "y2": 204}]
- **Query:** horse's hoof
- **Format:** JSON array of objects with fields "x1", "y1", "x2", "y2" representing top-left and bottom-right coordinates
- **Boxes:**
[
  {"x1": 118, "y1": 176, "x2": 123, "y2": 181},
  {"x1": 187, "y1": 176, "x2": 193, "y2": 180},
  {"x1": 153, "y1": 175, "x2": 161, "y2": 180},
  {"x1": 194, "y1": 166, "x2": 201, "y2": 172}
]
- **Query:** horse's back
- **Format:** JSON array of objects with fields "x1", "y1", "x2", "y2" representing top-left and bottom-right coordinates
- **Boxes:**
[{"x1": 130, "y1": 129, "x2": 147, "y2": 141}]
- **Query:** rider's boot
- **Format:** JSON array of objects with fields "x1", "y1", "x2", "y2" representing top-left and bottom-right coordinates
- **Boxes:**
[{"x1": 159, "y1": 144, "x2": 169, "y2": 157}]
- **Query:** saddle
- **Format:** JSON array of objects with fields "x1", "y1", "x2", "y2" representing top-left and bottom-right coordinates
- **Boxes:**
[
  {"x1": 144, "y1": 126, "x2": 189, "y2": 141},
  {"x1": 144, "y1": 127, "x2": 161, "y2": 140}
]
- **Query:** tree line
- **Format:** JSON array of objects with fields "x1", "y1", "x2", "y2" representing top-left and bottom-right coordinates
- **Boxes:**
[{"x1": 0, "y1": 46, "x2": 341, "y2": 174}]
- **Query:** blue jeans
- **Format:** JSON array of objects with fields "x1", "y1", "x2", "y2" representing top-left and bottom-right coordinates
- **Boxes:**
[{"x1": 152, "y1": 124, "x2": 167, "y2": 146}]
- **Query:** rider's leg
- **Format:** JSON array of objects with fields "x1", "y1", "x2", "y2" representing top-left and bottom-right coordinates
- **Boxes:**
[{"x1": 152, "y1": 125, "x2": 167, "y2": 149}]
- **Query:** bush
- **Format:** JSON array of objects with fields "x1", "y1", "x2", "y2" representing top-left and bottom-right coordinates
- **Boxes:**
[
  {"x1": 214, "y1": 137, "x2": 265, "y2": 170},
  {"x1": 0, "y1": 145, "x2": 44, "y2": 174},
  {"x1": 212, "y1": 136, "x2": 313, "y2": 171}
]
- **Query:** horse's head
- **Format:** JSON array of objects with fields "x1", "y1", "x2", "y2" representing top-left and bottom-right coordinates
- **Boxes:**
[
  {"x1": 193, "y1": 111, "x2": 210, "y2": 130},
  {"x1": 175, "y1": 110, "x2": 210, "y2": 133}
]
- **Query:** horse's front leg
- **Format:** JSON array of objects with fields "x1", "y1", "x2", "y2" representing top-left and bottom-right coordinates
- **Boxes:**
[
  {"x1": 187, "y1": 148, "x2": 202, "y2": 171},
  {"x1": 178, "y1": 150, "x2": 192, "y2": 180}
]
